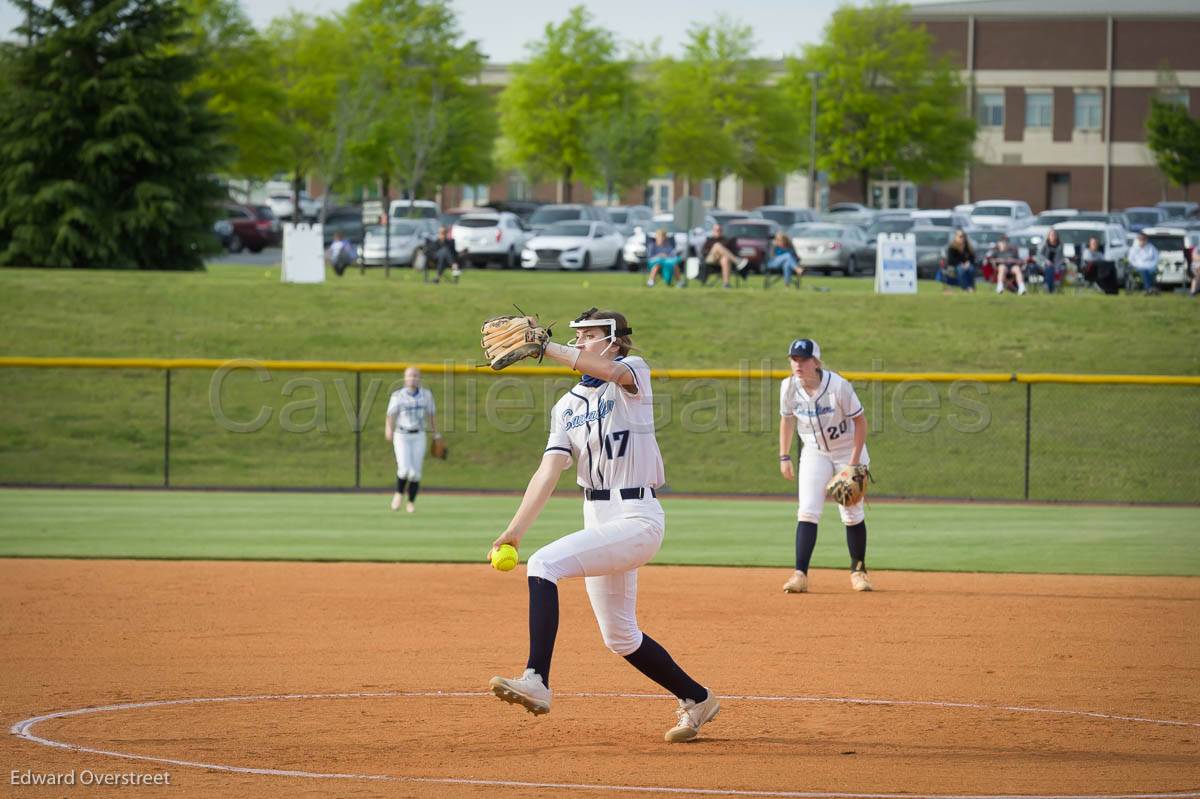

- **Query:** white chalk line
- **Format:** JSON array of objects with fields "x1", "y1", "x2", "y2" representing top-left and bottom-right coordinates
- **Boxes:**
[{"x1": 10, "y1": 691, "x2": 1200, "y2": 799}]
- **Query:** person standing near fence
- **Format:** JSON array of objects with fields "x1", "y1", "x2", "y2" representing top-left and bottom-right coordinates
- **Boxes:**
[
  {"x1": 778, "y1": 338, "x2": 873, "y2": 593},
  {"x1": 386, "y1": 367, "x2": 440, "y2": 513}
]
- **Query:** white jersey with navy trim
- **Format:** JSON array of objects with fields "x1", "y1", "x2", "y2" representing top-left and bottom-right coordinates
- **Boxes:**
[
  {"x1": 387, "y1": 387, "x2": 436, "y2": 432},
  {"x1": 544, "y1": 355, "x2": 664, "y2": 490},
  {"x1": 779, "y1": 370, "x2": 869, "y2": 462}
]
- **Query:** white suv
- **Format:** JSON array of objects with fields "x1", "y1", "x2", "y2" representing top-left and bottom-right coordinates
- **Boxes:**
[
  {"x1": 1053, "y1": 221, "x2": 1130, "y2": 284},
  {"x1": 970, "y1": 200, "x2": 1034, "y2": 231},
  {"x1": 451, "y1": 212, "x2": 532, "y2": 269},
  {"x1": 389, "y1": 199, "x2": 440, "y2": 221},
  {"x1": 1139, "y1": 227, "x2": 1193, "y2": 289}
]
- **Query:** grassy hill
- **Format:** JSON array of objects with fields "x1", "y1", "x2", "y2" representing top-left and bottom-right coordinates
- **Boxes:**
[{"x1": 1, "y1": 265, "x2": 1197, "y2": 501}]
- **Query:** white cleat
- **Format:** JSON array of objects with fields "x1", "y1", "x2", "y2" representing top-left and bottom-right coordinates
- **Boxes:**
[
  {"x1": 665, "y1": 689, "x2": 720, "y2": 743},
  {"x1": 406, "y1": 502, "x2": 415, "y2": 514},
  {"x1": 390, "y1": 492, "x2": 402, "y2": 511},
  {"x1": 490, "y1": 668, "x2": 552, "y2": 715},
  {"x1": 782, "y1": 571, "x2": 808, "y2": 593},
  {"x1": 851, "y1": 570, "x2": 873, "y2": 592}
]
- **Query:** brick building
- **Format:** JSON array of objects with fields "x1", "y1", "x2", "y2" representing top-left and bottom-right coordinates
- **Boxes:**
[{"x1": 412, "y1": 0, "x2": 1200, "y2": 216}]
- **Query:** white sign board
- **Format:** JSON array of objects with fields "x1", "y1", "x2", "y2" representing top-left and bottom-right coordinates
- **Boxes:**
[
  {"x1": 874, "y1": 232, "x2": 917, "y2": 294},
  {"x1": 281, "y1": 223, "x2": 325, "y2": 283},
  {"x1": 362, "y1": 200, "x2": 384, "y2": 225}
]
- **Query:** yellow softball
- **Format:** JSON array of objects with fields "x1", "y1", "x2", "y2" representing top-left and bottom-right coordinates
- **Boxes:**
[{"x1": 491, "y1": 544, "x2": 519, "y2": 572}]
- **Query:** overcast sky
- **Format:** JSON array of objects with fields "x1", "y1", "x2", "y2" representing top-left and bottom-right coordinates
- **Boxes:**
[{"x1": 0, "y1": 0, "x2": 946, "y2": 61}]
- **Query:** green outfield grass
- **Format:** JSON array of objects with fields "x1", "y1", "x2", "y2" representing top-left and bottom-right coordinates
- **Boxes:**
[
  {"x1": 1, "y1": 265, "x2": 1198, "y2": 501},
  {"x1": 0, "y1": 489, "x2": 1197, "y2": 576}
]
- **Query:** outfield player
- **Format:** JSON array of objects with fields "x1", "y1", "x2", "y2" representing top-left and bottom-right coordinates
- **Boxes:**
[
  {"x1": 487, "y1": 307, "x2": 720, "y2": 743},
  {"x1": 385, "y1": 367, "x2": 440, "y2": 513},
  {"x1": 778, "y1": 338, "x2": 873, "y2": 593}
]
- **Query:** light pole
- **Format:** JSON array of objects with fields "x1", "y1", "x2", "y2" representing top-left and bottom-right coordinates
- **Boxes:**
[{"x1": 807, "y1": 71, "x2": 822, "y2": 211}]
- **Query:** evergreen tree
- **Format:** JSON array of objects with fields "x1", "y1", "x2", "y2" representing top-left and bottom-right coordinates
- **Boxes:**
[{"x1": 0, "y1": 0, "x2": 229, "y2": 269}]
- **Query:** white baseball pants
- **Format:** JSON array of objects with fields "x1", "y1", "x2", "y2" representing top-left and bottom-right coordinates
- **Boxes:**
[
  {"x1": 797, "y1": 446, "x2": 867, "y2": 526},
  {"x1": 393, "y1": 430, "x2": 426, "y2": 480},
  {"x1": 526, "y1": 496, "x2": 665, "y2": 657}
]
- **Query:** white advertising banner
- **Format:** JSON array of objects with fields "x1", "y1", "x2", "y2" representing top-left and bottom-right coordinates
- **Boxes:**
[
  {"x1": 874, "y1": 232, "x2": 917, "y2": 294},
  {"x1": 281, "y1": 223, "x2": 325, "y2": 283}
]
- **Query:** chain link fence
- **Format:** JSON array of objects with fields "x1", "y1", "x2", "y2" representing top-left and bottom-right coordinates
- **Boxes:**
[{"x1": 0, "y1": 360, "x2": 1196, "y2": 504}]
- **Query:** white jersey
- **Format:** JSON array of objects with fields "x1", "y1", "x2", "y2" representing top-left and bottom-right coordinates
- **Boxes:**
[
  {"x1": 780, "y1": 370, "x2": 868, "y2": 461},
  {"x1": 387, "y1": 387, "x2": 435, "y2": 432},
  {"x1": 544, "y1": 355, "x2": 665, "y2": 490}
]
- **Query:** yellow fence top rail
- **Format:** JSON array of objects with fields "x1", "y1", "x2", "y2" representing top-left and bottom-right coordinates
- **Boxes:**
[{"x1": 1, "y1": 356, "x2": 1198, "y2": 387}]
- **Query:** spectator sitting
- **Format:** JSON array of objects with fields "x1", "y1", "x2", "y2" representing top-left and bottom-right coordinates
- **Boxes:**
[
  {"x1": 429, "y1": 226, "x2": 461, "y2": 284},
  {"x1": 989, "y1": 235, "x2": 1027, "y2": 295},
  {"x1": 646, "y1": 229, "x2": 681, "y2": 287},
  {"x1": 1036, "y1": 229, "x2": 1065, "y2": 293},
  {"x1": 1190, "y1": 248, "x2": 1198, "y2": 298},
  {"x1": 1127, "y1": 231, "x2": 1160, "y2": 295},
  {"x1": 767, "y1": 230, "x2": 803, "y2": 288},
  {"x1": 701, "y1": 222, "x2": 748, "y2": 288},
  {"x1": 942, "y1": 228, "x2": 977, "y2": 294},
  {"x1": 1080, "y1": 236, "x2": 1120, "y2": 295},
  {"x1": 327, "y1": 231, "x2": 356, "y2": 277}
]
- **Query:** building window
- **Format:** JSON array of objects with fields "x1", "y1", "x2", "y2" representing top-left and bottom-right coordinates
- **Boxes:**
[
  {"x1": 462, "y1": 184, "x2": 489, "y2": 206},
  {"x1": 701, "y1": 179, "x2": 715, "y2": 205},
  {"x1": 1025, "y1": 92, "x2": 1052, "y2": 129},
  {"x1": 977, "y1": 92, "x2": 1004, "y2": 128},
  {"x1": 1158, "y1": 91, "x2": 1190, "y2": 110},
  {"x1": 1074, "y1": 92, "x2": 1102, "y2": 131},
  {"x1": 506, "y1": 174, "x2": 528, "y2": 201}
]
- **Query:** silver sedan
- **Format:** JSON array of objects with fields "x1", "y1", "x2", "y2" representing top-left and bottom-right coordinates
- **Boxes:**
[{"x1": 788, "y1": 224, "x2": 874, "y2": 276}]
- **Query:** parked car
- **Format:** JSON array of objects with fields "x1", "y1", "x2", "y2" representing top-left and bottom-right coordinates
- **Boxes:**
[
  {"x1": 1123, "y1": 206, "x2": 1168, "y2": 233},
  {"x1": 267, "y1": 191, "x2": 321, "y2": 221},
  {"x1": 969, "y1": 200, "x2": 1034, "y2": 231},
  {"x1": 359, "y1": 219, "x2": 436, "y2": 267},
  {"x1": 222, "y1": 202, "x2": 277, "y2": 253},
  {"x1": 621, "y1": 213, "x2": 709, "y2": 271},
  {"x1": 751, "y1": 206, "x2": 818, "y2": 228},
  {"x1": 910, "y1": 209, "x2": 973, "y2": 229},
  {"x1": 451, "y1": 211, "x2": 532, "y2": 269},
  {"x1": 707, "y1": 209, "x2": 752, "y2": 229},
  {"x1": 321, "y1": 207, "x2": 365, "y2": 248},
  {"x1": 822, "y1": 203, "x2": 876, "y2": 228},
  {"x1": 606, "y1": 205, "x2": 654, "y2": 237},
  {"x1": 439, "y1": 208, "x2": 475, "y2": 229},
  {"x1": 1155, "y1": 201, "x2": 1199, "y2": 221},
  {"x1": 723, "y1": 219, "x2": 782, "y2": 272},
  {"x1": 954, "y1": 203, "x2": 976, "y2": 216},
  {"x1": 966, "y1": 227, "x2": 1009, "y2": 252},
  {"x1": 1138, "y1": 227, "x2": 1194, "y2": 290},
  {"x1": 482, "y1": 200, "x2": 543, "y2": 221},
  {"x1": 913, "y1": 227, "x2": 954, "y2": 279},
  {"x1": 1072, "y1": 211, "x2": 1131, "y2": 230},
  {"x1": 1021, "y1": 209, "x2": 1082, "y2": 247},
  {"x1": 864, "y1": 214, "x2": 918, "y2": 265},
  {"x1": 389, "y1": 199, "x2": 440, "y2": 221},
  {"x1": 1052, "y1": 221, "x2": 1130, "y2": 284},
  {"x1": 527, "y1": 204, "x2": 609, "y2": 234},
  {"x1": 789, "y1": 224, "x2": 873, "y2": 276},
  {"x1": 521, "y1": 220, "x2": 625, "y2": 270}
]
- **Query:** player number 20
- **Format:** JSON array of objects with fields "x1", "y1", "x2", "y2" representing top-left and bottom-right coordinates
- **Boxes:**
[
  {"x1": 603, "y1": 430, "x2": 630, "y2": 459},
  {"x1": 826, "y1": 420, "x2": 849, "y2": 440}
]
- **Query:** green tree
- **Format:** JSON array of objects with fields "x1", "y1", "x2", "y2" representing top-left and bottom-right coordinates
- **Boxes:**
[
  {"x1": 343, "y1": 0, "x2": 495, "y2": 204},
  {"x1": 1146, "y1": 96, "x2": 1200, "y2": 199},
  {"x1": 782, "y1": 0, "x2": 976, "y2": 202},
  {"x1": 500, "y1": 6, "x2": 627, "y2": 202},
  {"x1": 651, "y1": 19, "x2": 801, "y2": 205},
  {"x1": 0, "y1": 0, "x2": 228, "y2": 269},
  {"x1": 584, "y1": 89, "x2": 660, "y2": 205},
  {"x1": 183, "y1": 0, "x2": 290, "y2": 180}
]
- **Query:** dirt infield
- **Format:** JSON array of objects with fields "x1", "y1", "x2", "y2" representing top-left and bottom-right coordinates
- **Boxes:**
[{"x1": 2, "y1": 559, "x2": 1198, "y2": 799}]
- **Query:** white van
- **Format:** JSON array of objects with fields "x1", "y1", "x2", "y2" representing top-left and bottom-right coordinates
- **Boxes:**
[
  {"x1": 969, "y1": 200, "x2": 1034, "y2": 231},
  {"x1": 389, "y1": 199, "x2": 441, "y2": 221}
]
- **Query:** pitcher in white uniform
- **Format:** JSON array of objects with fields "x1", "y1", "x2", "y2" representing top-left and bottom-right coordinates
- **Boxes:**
[
  {"x1": 385, "y1": 367, "x2": 440, "y2": 513},
  {"x1": 487, "y1": 307, "x2": 720, "y2": 743},
  {"x1": 778, "y1": 338, "x2": 874, "y2": 593}
]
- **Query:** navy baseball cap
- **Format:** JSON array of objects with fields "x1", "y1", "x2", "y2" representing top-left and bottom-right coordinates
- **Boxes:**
[{"x1": 788, "y1": 338, "x2": 821, "y2": 359}]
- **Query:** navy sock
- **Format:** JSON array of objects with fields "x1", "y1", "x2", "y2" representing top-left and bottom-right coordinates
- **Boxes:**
[
  {"x1": 846, "y1": 521, "x2": 867, "y2": 570},
  {"x1": 525, "y1": 576, "x2": 559, "y2": 686},
  {"x1": 407, "y1": 480, "x2": 420, "y2": 502},
  {"x1": 623, "y1": 633, "x2": 708, "y2": 703},
  {"x1": 795, "y1": 521, "x2": 819, "y2": 573},
  {"x1": 396, "y1": 477, "x2": 407, "y2": 495}
]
